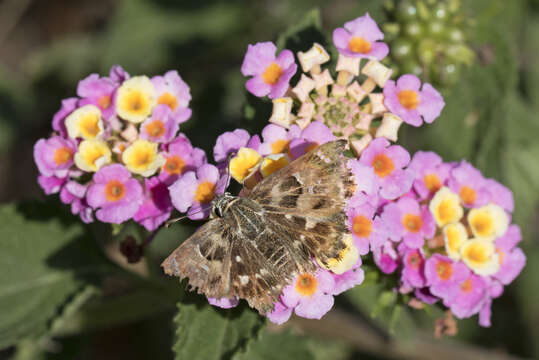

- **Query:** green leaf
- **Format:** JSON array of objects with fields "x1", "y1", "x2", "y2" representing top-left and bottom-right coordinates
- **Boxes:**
[
  {"x1": 0, "y1": 202, "x2": 116, "y2": 349},
  {"x1": 173, "y1": 301, "x2": 264, "y2": 360},
  {"x1": 233, "y1": 329, "x2": 313, "y2": 360}
]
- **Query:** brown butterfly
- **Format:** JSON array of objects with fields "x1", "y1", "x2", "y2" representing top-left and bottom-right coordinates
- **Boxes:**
[{"x1": 161, "y1": 139, "x2": 356, "y2": 314}]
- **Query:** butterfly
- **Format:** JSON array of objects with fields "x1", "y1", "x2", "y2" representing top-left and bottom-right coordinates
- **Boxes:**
[{"x1": 161, "y1": 139, "x2": 356, "y2": 314}]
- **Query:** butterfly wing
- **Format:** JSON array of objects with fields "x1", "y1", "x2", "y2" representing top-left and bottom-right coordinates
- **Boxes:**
[{"x1": 248, "y1": 139, "x2": 356, "y2": 267}]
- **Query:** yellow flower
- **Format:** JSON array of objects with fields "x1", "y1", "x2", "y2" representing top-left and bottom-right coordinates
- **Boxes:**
[
  {"x1": 468, "y1": 204, "x2": 509, "y2": 240},
  {"x1": 229, "y1": 147, "x2": 262, "y2": 183},
  {"x1": 429, "y1": 187, "x2": 463, "y2": 227},
  {"x1": 74, "y1": 139, "x2": 111, "y2": 172},
  {"x1": 116, "y1": 76, "x2": 156, "y2": 123},
  {"x1": 443, "y1": 222, "x2": 468, "y2": 261},
  {"x1": 460, "y1": 238, "x2": 500, "y2": 276},
  {"x1": 317, "y1": 234, "x2": 359, "y2": 275},
  {"x1": 260, "y1": 154, "x2": 290, "y2": 178},
  {"x1": 122, "y1": 139, "x2": 165, "y2": 177},
  {"x1": 65, "y1": 104, "x2": 104, "y2": 140}
]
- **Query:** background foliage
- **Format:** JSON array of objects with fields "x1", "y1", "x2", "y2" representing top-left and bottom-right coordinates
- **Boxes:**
[{"x1": 0, "y1": 0, "x2": 538, "y2": 359}]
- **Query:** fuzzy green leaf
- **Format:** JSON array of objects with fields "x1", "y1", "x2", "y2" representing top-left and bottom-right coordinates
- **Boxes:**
[
  {"x1": 233, "y1": 329, "x2": 313, "y2": 360},
  {"x1": 0, "y1": 202, "x2": 116, "y2": 349},
  {"x1": 173, "y1": 301, "x2": 264, "y2": 360}
]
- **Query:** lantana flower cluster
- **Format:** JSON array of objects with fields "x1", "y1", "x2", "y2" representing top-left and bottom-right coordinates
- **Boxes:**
[
  {"x1": 33, "y1": 12, "x2": 525, "y2": 330},
  {"x1": 34, "y1": 65, "x2": 207, "y2": 230}
]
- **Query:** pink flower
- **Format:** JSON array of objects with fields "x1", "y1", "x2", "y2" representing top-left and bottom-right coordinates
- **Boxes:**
[
  {"x1": 267, "y1": 300, "x2": 293, "y2": 325},
  {"x1": 359, "y1": 138, "x2": 414, "y2": 200},
  {"x1": 133, "y1": 177, "x2": 173, "y2": 231},
  {"x1": 425, "y1": 254, "x2": 469, "y2": 299},
  {"x1": 444, "y1": 273, "x2": 488, "y2": 319},
  {"x1": 139, "y1": 105, "x2": 179, "y2": 143},
  {"x1": 347, "y1": 160, "x2": 376, "y2": 195},
  {"x1": 381, "y1": 197, "x2": 435, "y2": 249},
  {"x1": 288, "y1": 121, "x2": 335, "y2": 159},
  {"x1": 258, "y1": 123, "x2": 301, "y2": 156},
  {"x1": 241, "y1": 42, "x2": 297, "y2": 99},
  {"x1": 332, "y1": 13, "x2": 389, "y2": 60},
  {"x1": 332, "y1": 260, "x2": 365, "y2": 295},
  {"x1": 373, "y1": 241, "x2": 399, "y2": 274},
  {"x1": 383, "y1": 74, "x2": 445, "y2": 127},
  {"x1": 408, "y1": 151, "x2": 452, "y2": 199},
  {"x1": 159, "y1": 134, "x2": 207, "y2": 185},
  {"x1": 448, "y1": 161, "x2": 490, "y2": 208},
  {"x1": 34, "y1": 136, "x2": 77, "y2": 178},
  {"x1": 108, "y1": 65, "x2": 130, "y2": 83},
  {"x1": 485, "y1": 178, "x2": 514, "y2": 212},
  {"x1": 87, "y1": 164, "x2": 143, "y2": 224},
  {"x1": 77, "y1": 72, "x2": 117, "y2": 119},
  {"x1": 402, "y1": 249, "x2": 426, "y2": 288},
  {"x1": 152, "y1": 70, "x2": 192, "y2": 124},
  {"x1": 494, "y1": 225, "x2": 526, "y2": 285},
  {"x1": 60, "y1": 181, "x2": 93, "y2": 224},
  {"x1": 213, "y1": 129, "x2": 252, "y2": 163},
  {"x1": 52, "y1": 98, "x2": 78, "y2": 137},
  {"x1": 281, "y1": 269, "x2": 336, "y2": 319},
  {"x1": 346, "y1": 193, "x2": 386, "y2": 255},
  {"x1": 208, "y1": 297, "x2": 239, "y2": 309},
  {"x1": 168, "y1": 164, "x2": 228, "y2": 220},
  {"x1": 38, "y1": 175, "x2": 66, "y2": 195}
]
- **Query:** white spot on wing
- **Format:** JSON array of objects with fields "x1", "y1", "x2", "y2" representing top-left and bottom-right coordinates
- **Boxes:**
[
  {"x1": 235, "y1": 256, "x2": 242, "y2": 262},
  {"x1": 239, "y1": 275, "x2": 249, "y2": 285}
]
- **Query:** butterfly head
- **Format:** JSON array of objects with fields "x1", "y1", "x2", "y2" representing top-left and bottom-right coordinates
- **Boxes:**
[{"x1": 210, "y1": 192, "x2": 238, "y2": 218}]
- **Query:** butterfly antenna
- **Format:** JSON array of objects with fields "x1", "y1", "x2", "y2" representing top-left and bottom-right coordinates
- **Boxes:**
[{"x1": 165, "y1": 205, "x2": 212, "y2": 227}]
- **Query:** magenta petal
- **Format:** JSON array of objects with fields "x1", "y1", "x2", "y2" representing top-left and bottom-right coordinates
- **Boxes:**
[
  {"x1": 417, "y1": 83, "x2": 445, "y2": 123},
  {"x1": 245, "y1": 76, "x2": 271, "y2": 97},
  {"x1": 368, "y1": 42, "x2": 390, "y2": 60},
  {"x1": 208, "y1": 297, "x2": 239, "y2": 309},
  {"x1": 168, "y1": 172, "x2": 197, "y2": 212},
  {"x1": 241, "y1": 42, "x2": 276, "y2": 76},
  {"x1": 294, "y1": 293, "x2": 334, "y2": 319},
  {"x1": 332, "y1": 27, "x2": 352, "y2": 50},
  {"x1": 396, "y1": 74, "x2": 421, "y2": 91},
  {"x1": 344, "y1": 13, "x2": 384, "y2": 41},
  {"x1": 196, "y1": 164, "x2": 219, "y2": 184},
  {"x1": 95, "y1": 201, "x2": 140, "y2": 224},
  {"x1": 275, "y1": 49, "x2": 295, "y2": 69},
  {"x1": 266, "y1": 301, "x2": 293, "y2": 325}
]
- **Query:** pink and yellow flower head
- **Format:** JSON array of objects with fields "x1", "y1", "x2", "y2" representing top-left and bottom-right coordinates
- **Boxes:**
[
  {"x1": 152, "y1": 70, "x2": 192, "y2": 124},
  {"x1": 241, "y1": 41, "x2": 297, "y2": 99}
]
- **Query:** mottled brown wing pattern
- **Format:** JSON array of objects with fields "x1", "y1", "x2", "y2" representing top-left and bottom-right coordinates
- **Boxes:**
[
  {"x1": 161, "y1": 220, "x2": 233, "y2": 298},
  {"x1": 162, "y1": 140, "x2": 356, "y2": 314},
  {"x1": 248, "y1": 139, "x2": 355, "y2": 267}
]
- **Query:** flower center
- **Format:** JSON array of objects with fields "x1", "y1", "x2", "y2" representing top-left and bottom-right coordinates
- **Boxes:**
[
  {"x1": 371, "y1": 153, "x2": 395, "y2": 178},
  {"x1": 126, "y1": 91, "x2": 149, "y2": 114},
  {"x1": 435, "y1": 260, "x2": 453, "y2": 281},
  {"x1": 295, "y1": 273, "x2": 318, "y2": 297},
  {"x1": 424, "y1": 173, "x2": 441, "y2": 193},
  {"x1": 459, "y1": 186, "x2": 476, "y2": 205},
  {"x1": 229, "y1": 148, "x2": 262, "y2": 183},
  {"x1": 470, "y1": 214, "x2": 493, "y2": 237},
  {"x1": 146, "y1": 120, "x2": 166, "y2": 138},
  {"x1": 262, "y1": 62, "x2": 283, "y2": 85},
  {"x1": 402, "y1": 214, "x2": 422, "y2": 233},
  {"x1": 348, "y1": 36, "x2": 371, "y2": 54},
  {"x1": 271, "y1": 139, "x2": 290, "y2": 154},
  {"x1": 158, "y1": 92, "x2": 178, "y2": 111},
  {"x1": 460, "y1": 278, "x2": 473, "y2": 293},
  {"x1": 194, "y1": 181, "x2": 216, "y2": 204},
  {"x1": 352, "y1": 215, "x2": 372, "y2": 238},
  {"x1": 407, "y1": 251, "x2": 422, "y2": 269},
  {"x1": 98, "y1": 95, "x2": 112, "y2": 109},
  {"x1": 105, "y1": 180, "x2": 126, "y2": 202},
  {"x1": 80, "y1": 114, "x2": 101, "y2": 138},
  {"x1": 163, "y1": 156, "x2": 185, "y2": 175},
  {"x1": 397, "y1": 90, "x2": 419, "y2": 110},
  {"x1": 53, "y1": 147, "x2": 73, "y2": 165},
  {"x1": 463, "y1": 243, "x2": 489, "y2": 263},
  {"x1": 437, "y1": 199, "x2": 456, "y2": 224}
]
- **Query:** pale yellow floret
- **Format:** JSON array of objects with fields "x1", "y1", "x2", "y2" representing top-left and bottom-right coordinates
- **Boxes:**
[
  {"x1": 65, "y1": 104, "x2": 104, "y2": 140},
  {"x1": 317, "y1": 234, "x2": 359, "y2": 275},
  {"x1": 229, "y1": 147, "x2": 262, "y2": 183},
  {"x1": 460, "y1": 238, "x2": 500, "y2": 276},
  {"x1": 260, "y1": 154, "x2": 290, "y2": 178},
  {"x1": 116, "y1": 76, "x2": 156, "y2": 123},
  {"x1": 468, "y1": 204, "x2": 509, "y2": 240},
  {"x1": 74, "y1": 139, "x2": 111, "y2": 172},
  {"x1": 122, "y1": 139, "x2": 164, "y2": 177},
  {"x1": 429, "y1": 187, "x2": 464, "y2": 227},
  {"x1": 443, "y1": 222, "x2": 468, "y2": 261}
]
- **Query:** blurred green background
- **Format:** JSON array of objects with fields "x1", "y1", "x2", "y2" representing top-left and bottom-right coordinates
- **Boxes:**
[{"x1": 0, "y1": 0, "x2": 538, "y2": 359}]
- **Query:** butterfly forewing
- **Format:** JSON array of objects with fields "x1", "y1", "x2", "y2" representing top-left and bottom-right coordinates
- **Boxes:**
[{"x1": 162, "y1": 139, "x2": 356, "y2": 313}]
